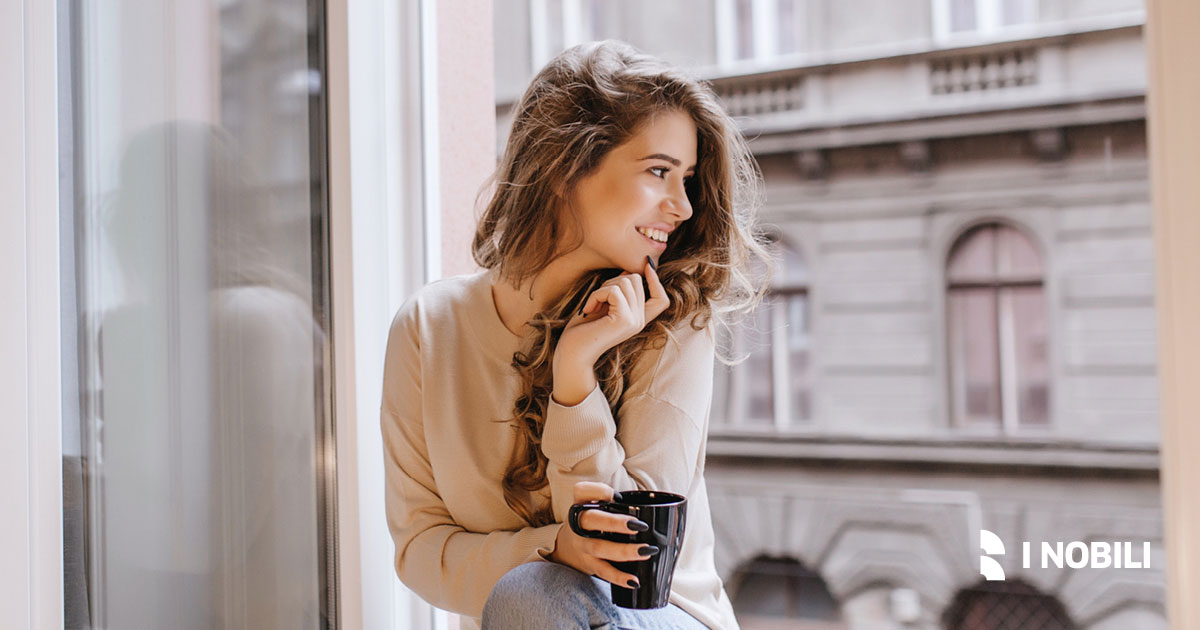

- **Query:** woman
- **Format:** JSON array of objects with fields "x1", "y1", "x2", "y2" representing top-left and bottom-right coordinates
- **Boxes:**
[{"x1": 381, "y1": 40, "x2": 771, "y2": 630}]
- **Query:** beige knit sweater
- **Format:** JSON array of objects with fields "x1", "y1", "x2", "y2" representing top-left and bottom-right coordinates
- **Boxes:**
[{"x1": 380, "y1": 268, "x2": 740, "y2": 630}]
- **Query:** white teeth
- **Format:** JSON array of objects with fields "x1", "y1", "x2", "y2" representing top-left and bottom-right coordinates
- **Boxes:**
[{"x1": 638, "y1": 227, "x2": 668, "y2": 243}]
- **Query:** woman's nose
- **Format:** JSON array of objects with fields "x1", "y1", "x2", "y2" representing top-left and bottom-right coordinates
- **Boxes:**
[{"x1": 664, "y1": 186, "x2": 692, "y2": 221}]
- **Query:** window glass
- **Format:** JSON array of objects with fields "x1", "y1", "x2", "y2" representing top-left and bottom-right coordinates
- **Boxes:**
[
  {"x1": 61, "y1": 2, "x2": 333, "y2": 628},
  {"x1": 787, "y1": 293, "x2": 811, "y2": 421},
  {"x1": 1001, "y1": 0, "x2": 1037, "y2": 26},
  {"x1": 736, "y1": 0, "x2": 755, "y2": 60},
  {"x1": 949, "y1": 288, "x2": 1002, "y2": 423},
  {"x1": 947, "y1": 223, "x2": 1048, "y2": 429},
  {"x1": 947, "y1": 224, "x2": 996, "y2": 281},
  {"x1": 950, "y1": 0, "x2": 978, "y2": 32},
  {"x1": 1012, "y1": 286, "x2": 1050, "y2": 424},
  {"x1": 777, "y1": 0, "x2": 798, "y2": 56},
  {"x1": 744, "y1": 298, "x2": 777, "y2": 425}
]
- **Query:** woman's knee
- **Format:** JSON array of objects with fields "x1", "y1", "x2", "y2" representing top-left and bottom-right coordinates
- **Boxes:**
[{"x1": 482, "y1": 562, "x2": 598, "y2": 628}]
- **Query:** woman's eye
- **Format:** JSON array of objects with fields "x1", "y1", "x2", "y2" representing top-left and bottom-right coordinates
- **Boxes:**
[{"x1": 649, "y1": 166, "x2": 669, "y2": 178}]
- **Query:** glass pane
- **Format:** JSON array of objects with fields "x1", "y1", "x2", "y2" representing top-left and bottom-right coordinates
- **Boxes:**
[
  {"x1": 787, "y1": 293, "x2": 811, "y2": 422},
  {"x1": 772, "y1": 240, "x2": 807, "y2": 287},
  {"x1": 947, "y1": 224, "x2": 996, "y2": 282},
  {"x1": 711, "y1": 324, "x2": 734, "y2": 428},
  {"x1": 997, "y1": 224, "x2": 1043, "y2": 277},
  {"x1": 950, "y1": 0, "x2": 978, "y2": 32},
  {"x1": 1010, "y1": 286, "x2": 1050, "y2": 425},
  {"x1": 948, "y1": 288, "x2": 1001, "y2": 424},
  {"x1": 777, "y1": 0, "x2": 798, "y2": 55},
  {"x1": 582, "y1": 0, "x2": 619, "y2": 41},
  {"x1": 950, "y1": 223, "x2": 1042, "y2": 281},
  {"x1": 545, "y1": 0, "x2": 565, "y2": 55},
  {"x1": 743, "y1": 298, "x2": 776, "y2": 425},
  {"x1": 731, "y1": 557, "x2": 843, "y2": 621},
  {"x1": 736, "y1": 0, "x2": 754, "y2": 60},
  {"x1": 1002, "y1": 0, "x2": 1036, "y2": 26},
  {"x1": 62, "y1": 2, "x2": 331, "y2": 628}
]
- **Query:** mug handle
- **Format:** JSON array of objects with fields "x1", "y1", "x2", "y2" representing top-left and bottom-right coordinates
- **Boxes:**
[{"x1": 568, "y1": 501, "x2": 609, "y2": 539}]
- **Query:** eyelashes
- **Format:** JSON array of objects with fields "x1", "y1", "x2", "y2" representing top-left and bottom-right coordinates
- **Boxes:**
[{"x1": 649, "y1": 166, "x2": 694, "y2": 185}]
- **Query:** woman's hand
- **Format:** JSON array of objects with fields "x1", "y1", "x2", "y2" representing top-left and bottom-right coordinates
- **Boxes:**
[
  {"x1": 555, "y1": 257, "x2": 669, "y2": 376},
  {"x1": 547, "y1": 481, "x2": 659, "y2": 589}
]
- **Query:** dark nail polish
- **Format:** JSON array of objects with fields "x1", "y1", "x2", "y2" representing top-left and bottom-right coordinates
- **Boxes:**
[
  {"x1": 628, "y1": 519, "x2": 649, "y2": 533},
  {"x1": 611, "y1": 491, "x2": 623, "y2": 502},
  {"x1": 646, "y1": 255, "x2": 657, "y2": 271},
  {"x1": 638, "y1": 545, "x2": 660, "y2": 557},
  {"x1": 627, "y1": 578, "x2": 640, "y2": 588}
]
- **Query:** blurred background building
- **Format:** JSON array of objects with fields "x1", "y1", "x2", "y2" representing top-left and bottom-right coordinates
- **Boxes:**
[{"x1": 495, "y1": 1, "x2": 1165, "y2": 628}]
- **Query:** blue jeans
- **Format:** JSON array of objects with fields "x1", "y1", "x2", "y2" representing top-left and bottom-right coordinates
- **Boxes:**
[{"x1": 481, "y1": 561, "x2": 710, "y2": 630}]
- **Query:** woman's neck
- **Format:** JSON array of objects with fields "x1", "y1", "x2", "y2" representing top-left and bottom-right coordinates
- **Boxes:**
[{"x1": 489, "y1": 253, "x2": 593, "y2": 336}]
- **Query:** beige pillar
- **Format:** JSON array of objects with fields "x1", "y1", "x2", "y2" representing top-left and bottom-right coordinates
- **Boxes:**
[
  {"x1": 438, "y1": 0, "x2": 497, "y2": 278},
  {"x1": 1146, "y1": 0, "x2": 1200, "y2": 628}
]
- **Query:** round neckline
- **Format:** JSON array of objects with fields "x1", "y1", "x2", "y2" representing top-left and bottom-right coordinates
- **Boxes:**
[{"x1": 469, "y1": 268, "x2": 523, "y2": 364}]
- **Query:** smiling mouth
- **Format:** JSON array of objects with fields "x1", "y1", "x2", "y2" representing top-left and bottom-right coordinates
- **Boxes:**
[{"x1": 636, "y1": 226, "x2": 669, "y2": 244}]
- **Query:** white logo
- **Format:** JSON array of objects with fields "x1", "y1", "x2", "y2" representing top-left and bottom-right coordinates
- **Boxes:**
[
  {"x1": 979, "y1": 529, "x2": 1006, "y2": 581},
  {"x1": 978, "y1": 529, "x2": 1153, "y2": 580}
]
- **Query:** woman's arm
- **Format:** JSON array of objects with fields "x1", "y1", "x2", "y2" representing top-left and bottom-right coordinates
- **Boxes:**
[
  {"x1": 381, "y1": 305, "x2": 560, "y2": 618},
  {"x1": 541, "y1": 322, "x2": 715, "y2": 523}
]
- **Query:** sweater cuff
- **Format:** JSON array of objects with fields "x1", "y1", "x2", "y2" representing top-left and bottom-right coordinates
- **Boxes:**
[
  {"x1": 541, "y1": 383, "x2": 615, "y2": 467},
  {"x1": 529, "y1": 523, "x2": 561, "y2": 563}
]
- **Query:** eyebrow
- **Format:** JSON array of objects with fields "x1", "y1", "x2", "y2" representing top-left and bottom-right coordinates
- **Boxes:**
[{"x1": 639, "y1": 153, "x2": 696, "y2": 171}]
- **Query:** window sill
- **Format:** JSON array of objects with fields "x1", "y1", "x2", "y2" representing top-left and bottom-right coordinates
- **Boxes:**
[{"x1": 706, "y1": 430, "x2": 1159, "y2": 473}]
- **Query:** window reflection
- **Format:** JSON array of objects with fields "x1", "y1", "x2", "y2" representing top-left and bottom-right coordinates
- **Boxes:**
[{"x1": 62, "y1": 2, "x2": 333, "y2": 628}]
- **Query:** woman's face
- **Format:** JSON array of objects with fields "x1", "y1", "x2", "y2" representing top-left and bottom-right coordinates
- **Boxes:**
[{"x1": 563, "y1": 109, "x2": 697, "y2": 273}]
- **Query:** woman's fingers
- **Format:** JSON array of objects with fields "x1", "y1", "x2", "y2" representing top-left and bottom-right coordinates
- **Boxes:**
[
  {"x1": 582, "y1": 283, "x2": 632, "y2": 322},
  {"x1": 572, "y1": 480, "x2": 616, "y2": 504},
  {"x1": 591, "y1": 560, "x2": 642, "y2": 589},
  {"x1": 643, "y1": 258, "x2": 670, "y2": 319},
  {"x1": 580, "y1": 285, "x2": 617, "y2": 316},
  {"x1": 579, "y1": 508, "x2": 648, "y2": 536},
  {"x1": 585, "y1": 537, "x2": 659, "y2": 563},
  {"x1": 615, "y1": 275, "x2": 639, "y2": 313},
  {"x1": 622, "y1": 272, "x2": 645, "y2": 305}
]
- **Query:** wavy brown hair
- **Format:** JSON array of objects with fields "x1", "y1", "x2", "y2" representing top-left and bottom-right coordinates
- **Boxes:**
[{"x1": 474, "y1": 40, "x2": 774, "y2": 528}]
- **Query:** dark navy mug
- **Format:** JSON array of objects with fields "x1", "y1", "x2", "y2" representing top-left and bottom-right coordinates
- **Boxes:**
[{"x1": 567, "y1": 490, "x2": 687, "y2": 609}]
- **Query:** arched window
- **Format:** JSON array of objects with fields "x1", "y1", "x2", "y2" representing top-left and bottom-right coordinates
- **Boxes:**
[
  {"x1": 729, "y1": 555, "x2": 846, "y2": 629},
  {"x1": 942, "y1": 580, "x2": 1075, "y2": 630},
  {"x1": 712, "y1": 235, "x2": 810, "y2": 431},
  {"x1": 946, "y1": 222, "x2": 1049, "y2": 430}
]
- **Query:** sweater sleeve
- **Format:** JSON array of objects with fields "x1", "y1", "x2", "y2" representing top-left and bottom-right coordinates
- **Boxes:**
[
  {"x1": 541, "y1": 323, "x2": 716, "y2": 523},
  {"x1": 380, "y1": 304, "x2": 560, "y2": 617}
]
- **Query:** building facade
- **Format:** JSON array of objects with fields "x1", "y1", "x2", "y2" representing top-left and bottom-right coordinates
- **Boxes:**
[{"x1": 496, "y1": 1, "x2": 1164, "y2": 628}]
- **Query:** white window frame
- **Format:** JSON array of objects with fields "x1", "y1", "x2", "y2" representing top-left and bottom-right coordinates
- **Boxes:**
[
  {"x1": 335, "y1": 0, "x2": 441, "y2": 627},
  {"x1": 932, "y1": 0, "x2": 1039, "y2": 44},
  {"x1": 529, "y1": 0, "x2": 588, "y2": 74},
  {"x1": 2, "y1": 0, "x2": 63, "y2": 626},
  {"x1": 715, "y1": 0, "x2": 795, "y2": 68}
]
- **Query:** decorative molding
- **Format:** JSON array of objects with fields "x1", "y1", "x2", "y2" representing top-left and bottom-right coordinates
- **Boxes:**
[
  {"x1": 930, "y1": 48, "x2": 1038, "y2": 95},
  {"x1": 715, "y1": 72, "x2": 805, "y2": 118},
  {"x1": 792, "y1": 148, "x2": 827, "y2": 180},
  {"x1": 705, "y1": 433, "x2": 1160, "y2": 472},
  {"x1": 1032, "y1": 127, "x2": 1067, "y2": 160},
  {"x1": 899, "y1": 140, "x2": 932, "y2": 172},
  {"x1": 747, "y1": 97, "x2": 1145, "y2": 154}
]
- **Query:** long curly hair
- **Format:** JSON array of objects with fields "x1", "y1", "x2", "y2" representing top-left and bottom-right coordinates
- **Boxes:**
[{"x1": 473, "y1": 40, "x2": 774, "y2": 528}]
